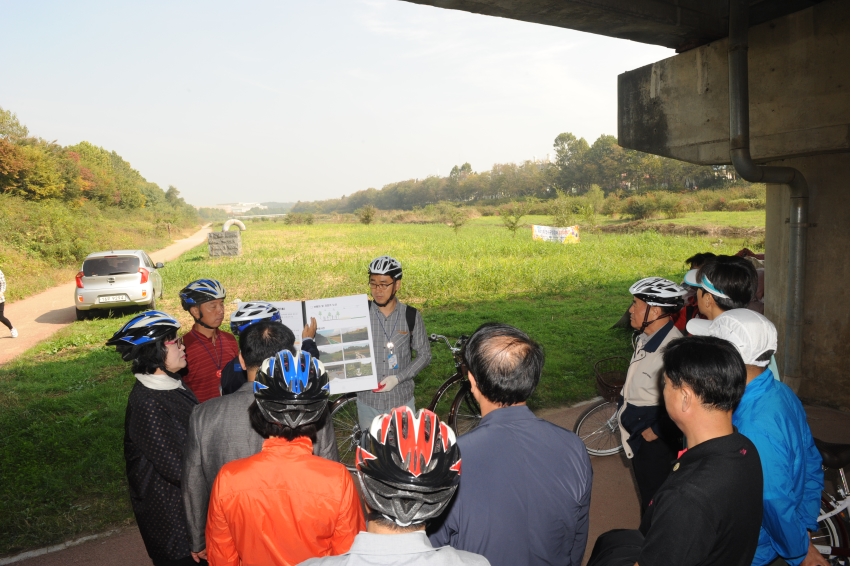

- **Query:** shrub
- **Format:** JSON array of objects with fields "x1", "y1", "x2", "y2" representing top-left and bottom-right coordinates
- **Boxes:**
[
  {"x1": 437, "y1": 204, "x2": 471, "y2": 233},
  {"x1": 623, "y1": 194, "x2": 660, "y2": 220},
  {"x1": 355, "y1": 205, "x2": 378, "y2": 225},
  {"x1": 283, "y1": 212, "x2": 315, "y2": 225},
  {"x1": 499, "y1": 201, "x2": 531, "y2": 237},
  {"x1": 549, "y1": 190, "x2": 577, "y2": 227}
]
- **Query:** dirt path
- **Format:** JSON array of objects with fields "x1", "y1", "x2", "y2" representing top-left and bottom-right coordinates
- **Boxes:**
[
  {"x1": 0, "y1": 225, "x2": 212, "y2": 367},
  {"x1": 6, "y1": 401, "x2": 845, "y2": 566}
]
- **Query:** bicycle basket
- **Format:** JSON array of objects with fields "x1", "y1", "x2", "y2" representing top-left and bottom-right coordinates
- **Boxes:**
[{"x1": 594, "y1": 356, "x2": 629, "y2": 402}]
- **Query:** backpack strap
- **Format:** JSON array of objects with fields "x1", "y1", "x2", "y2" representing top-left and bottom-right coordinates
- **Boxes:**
[
  {"x1": 405, "y1": 305, "x2": 418, "y2": 335},
  {"x1": 370, "y1": 299, "x2": 418, "y2": 336}
]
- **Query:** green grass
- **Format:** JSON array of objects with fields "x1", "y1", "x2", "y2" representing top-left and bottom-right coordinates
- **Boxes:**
[{"x1": 0, "y1": 219, "x2": 756, "y2": 555}]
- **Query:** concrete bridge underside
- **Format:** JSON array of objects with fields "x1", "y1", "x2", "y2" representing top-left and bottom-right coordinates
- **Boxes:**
[{"x1": 401, "y1": 0, "x2": 849, "y2": 408}]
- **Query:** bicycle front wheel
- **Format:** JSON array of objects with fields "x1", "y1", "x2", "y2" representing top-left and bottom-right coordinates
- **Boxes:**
[
  {"x1": 427, "y1": 373, "x2": 464, "y2": 424},
  {"x1": 330, "y1": 393, "x2": 361, "y2": 471},
  {"x1": 449, "y1": 383, "x2": 481, "y2": 436},
  {"x1": 573, "y1": 400, "x2": 623, "y2": 456}
]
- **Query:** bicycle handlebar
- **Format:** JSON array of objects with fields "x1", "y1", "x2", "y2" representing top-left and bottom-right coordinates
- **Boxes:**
[{"x1": 428, "y1": 333, "x2": 468, "y2": 356}]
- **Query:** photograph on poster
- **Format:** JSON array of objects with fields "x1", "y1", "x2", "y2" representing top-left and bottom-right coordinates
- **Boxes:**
[
  {"x1": 342, "y1": 342, "x2": 370, "y2": 361},
  {"x1": 325, "y1": 364, "x2": 346, "y2": 382},
  {"x1": 317, "y1": 343, "x2": 344, "y2": 363},
  {"x1": 315, "y1": 329, "x2": 343, "y2": 346},
  {"x1": 345, "y1": 361, "x2": 373, "y2": 379},
  {"x1": 340, "y1": 326, "x2": 369, "y2": 343}
]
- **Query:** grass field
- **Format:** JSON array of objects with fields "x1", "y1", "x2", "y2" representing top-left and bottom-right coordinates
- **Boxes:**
[{"x1": 0, "y1": 216, "x2": 762, "y2": 555}]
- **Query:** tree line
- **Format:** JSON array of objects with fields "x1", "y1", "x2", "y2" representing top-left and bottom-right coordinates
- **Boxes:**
[
  {"x1": 0, "y1": 106, "x2": 197, "y2": 222},
  {"x1": 292, "y1": 133, "x2": 737, "y2": 214}
]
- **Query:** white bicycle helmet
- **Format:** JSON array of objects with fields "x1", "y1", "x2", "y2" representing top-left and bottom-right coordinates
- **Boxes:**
[
  {"x1": 230, "y1": 301, "x2": 281, "y2": 337},
  {"x1": 629, "y1": 277, "x2": 687, "y2": 308},
  {"x1": 368, "y1": 256, "x2": 403, "y2": 280}
]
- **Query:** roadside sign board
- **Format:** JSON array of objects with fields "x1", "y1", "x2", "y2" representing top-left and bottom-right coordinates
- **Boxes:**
[{"x1": 532, "y1": 225, "x2": 580, "y2": 244}]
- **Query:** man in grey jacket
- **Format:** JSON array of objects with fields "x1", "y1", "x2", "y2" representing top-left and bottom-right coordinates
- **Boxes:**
[{"x1": 181, "y1": 320, "x2": 339, "y2": 562}]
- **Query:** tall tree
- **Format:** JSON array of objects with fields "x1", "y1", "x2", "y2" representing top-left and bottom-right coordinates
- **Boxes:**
[
  {"x1": 0, "y1": 106, "x2": 30, "y2": 141},
  {"x1": 553, "y1": 132, "x2": 590, "y2": 193}
]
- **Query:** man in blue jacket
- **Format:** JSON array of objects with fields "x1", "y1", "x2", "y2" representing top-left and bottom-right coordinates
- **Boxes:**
[{"x1": 688, "y1": 309, "x2": 825, "y2": 566}]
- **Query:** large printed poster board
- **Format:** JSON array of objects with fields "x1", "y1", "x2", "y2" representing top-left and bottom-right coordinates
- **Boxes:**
[
  {"x1": 238, "y1": 294, "x2": 377, "y2": 394},
  {"x1": 532, "y1": 224, "x2": 580, "y2": 244}
]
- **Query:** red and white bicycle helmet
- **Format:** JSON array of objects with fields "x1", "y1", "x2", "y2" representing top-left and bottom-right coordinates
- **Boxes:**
[
  {"x1": 368, "y1": 256, "x2": 403, "y2": 280},
  {"x1": 355, "y1": 407, "x2": 461, "y2": 527}
]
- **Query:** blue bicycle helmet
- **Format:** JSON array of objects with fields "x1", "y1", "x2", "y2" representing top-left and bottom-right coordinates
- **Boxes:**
[
  {"x1": 230, "y1": 301, "x2": 282, "y2": 337},
  {"x1": 253, "y1": 350, "x2": 330, "y2": 428},
  {"x1": 179, "y1": 279, "x2": 226, "y2": 311},
  {"x1": 106, "y1": 310, "x2": 181, "y2": 361}
]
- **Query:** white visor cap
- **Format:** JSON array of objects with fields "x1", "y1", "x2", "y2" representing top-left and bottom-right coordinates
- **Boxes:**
[{"x1": 686, "y1": 309, "x2": 778, "y2": 367}]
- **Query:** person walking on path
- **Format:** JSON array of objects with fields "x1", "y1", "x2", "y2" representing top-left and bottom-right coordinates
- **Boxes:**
[{"x1": 0, "y1": 268, "x2": 18, "y2": 338}]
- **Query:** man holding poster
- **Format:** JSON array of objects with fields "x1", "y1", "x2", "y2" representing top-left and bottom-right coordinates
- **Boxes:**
[{"x1": 357, "y1": 256, "x2": 431, "y2": 430}]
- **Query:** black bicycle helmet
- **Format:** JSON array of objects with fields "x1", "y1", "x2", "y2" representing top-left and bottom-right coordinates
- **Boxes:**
[
  {"x1": 230, "y1": 301, "x2": 281, "y2": 337},
  {"x1": 629, "y1": 277, "x2": 687, "y2": 308},
  {"x1": 179, "y1": 279, "x2": 226, "y2": 311},
  {"x1": 105, "y1": 310, "x2": 181, "y2": 361},
  {"x1": 368, "y1": 256, "x2": 403, "y2": 280},
  {"x1": 253, "y1": 350, "x2": 329, "y2": 428},
  {"x1": 355, "y1": 407, "x2": 462, "y2": 527}
]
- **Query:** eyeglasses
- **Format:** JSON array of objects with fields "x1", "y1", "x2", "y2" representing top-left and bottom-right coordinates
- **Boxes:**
[
  {"x1": 165, "y1": 337, "x2": 184, "y2": 348},
  {"x1": 369, "y1": 282, "x2": 394, "y2": 290}
]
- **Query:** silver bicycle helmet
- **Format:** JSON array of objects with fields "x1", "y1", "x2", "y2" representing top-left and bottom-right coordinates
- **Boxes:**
[
  {"x1": 355, "y1": 407, "x2": 462, "y2": 527},
  {"x1": 230, "y1": 301, "x2": 281, "y2": 337},
  {"x1": 629, "y1": 277, "x2": 687, "y2": 308},
  {"x1": 368, "y1": 256, "x2": 403, "y2": 280},
  {"x1": 179, "y1": 279, "x2": 226, "y2": 311}
]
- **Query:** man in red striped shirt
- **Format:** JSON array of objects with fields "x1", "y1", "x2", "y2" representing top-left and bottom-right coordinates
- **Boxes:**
[{"x1": 179, "y1": 279, "x2": 239, "y2": 403}]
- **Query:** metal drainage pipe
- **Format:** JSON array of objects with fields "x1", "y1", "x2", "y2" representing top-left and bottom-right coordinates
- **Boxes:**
[{"x1": 728, "y1": 0, "x2": 809, "y2": 392}]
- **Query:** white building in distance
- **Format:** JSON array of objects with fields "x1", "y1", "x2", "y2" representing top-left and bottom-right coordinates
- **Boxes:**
[{"x1": 207, "y1": 202, "x2": 267, "y2": 214}]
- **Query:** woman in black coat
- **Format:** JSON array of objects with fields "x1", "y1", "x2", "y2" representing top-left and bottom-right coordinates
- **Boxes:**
[{"x1": 107, "y1": 311, "x2": 200, "y2": 566}]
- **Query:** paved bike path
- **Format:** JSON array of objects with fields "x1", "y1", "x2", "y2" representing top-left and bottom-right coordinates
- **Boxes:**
[
  {"x1": 5, "y1": 401, "x2": 846, "y2": 566},
  {"x1": 0, "y1": 225, "x2": 212, "y2": 367}
]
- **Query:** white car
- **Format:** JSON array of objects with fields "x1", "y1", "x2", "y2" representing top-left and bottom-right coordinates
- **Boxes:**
[{"x1": 74, "y1": 250, "x2": 165, "y2": 320}]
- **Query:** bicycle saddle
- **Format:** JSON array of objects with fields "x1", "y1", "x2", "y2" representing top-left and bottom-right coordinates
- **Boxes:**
[{"x1": 814, "y1": 438, "x2": 850, "y2": 470}]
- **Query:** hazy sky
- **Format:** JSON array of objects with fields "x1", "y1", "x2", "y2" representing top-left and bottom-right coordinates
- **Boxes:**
[{"x1": 1, "y1": 1, "x2": 672, "y2": 207}]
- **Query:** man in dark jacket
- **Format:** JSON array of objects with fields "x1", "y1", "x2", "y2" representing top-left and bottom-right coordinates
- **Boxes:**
[{"x1": 429, "y1": 323, "x2": 592, "y2": 566}]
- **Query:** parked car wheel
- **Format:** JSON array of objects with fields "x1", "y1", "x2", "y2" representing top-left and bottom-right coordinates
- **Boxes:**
[{"x1": 75, "y1": 308, "x2": 88, "y2": 321}]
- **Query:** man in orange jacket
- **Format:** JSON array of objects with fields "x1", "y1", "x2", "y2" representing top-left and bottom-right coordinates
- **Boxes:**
[{"x1": 205, "y1": 349, "x2": 364, "y2": 566}]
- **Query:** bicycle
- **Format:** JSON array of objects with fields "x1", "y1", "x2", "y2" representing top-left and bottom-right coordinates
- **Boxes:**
[
  {"x1": 812, "y1": 437, "x2": 849, "y2": 564},
  {"x1": 330, "y1": 333, "x2": 481, "y2": 469},
  {"x1": 573, "y1": 356, "x2": 628, "y2": 456}
]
